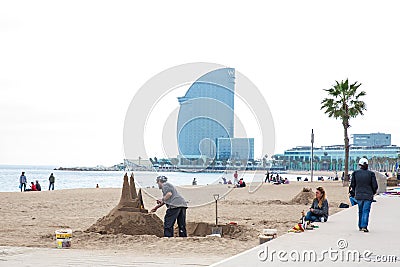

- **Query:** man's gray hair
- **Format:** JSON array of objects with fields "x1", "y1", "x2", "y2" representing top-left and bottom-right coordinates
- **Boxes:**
[{"x1": 156, "y1": 176, "x2": 168, "y2": 183}]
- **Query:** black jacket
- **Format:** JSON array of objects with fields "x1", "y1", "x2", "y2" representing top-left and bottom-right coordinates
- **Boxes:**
[{"x1": 350, "y1": 169, "x2": 378, "y2": 201}]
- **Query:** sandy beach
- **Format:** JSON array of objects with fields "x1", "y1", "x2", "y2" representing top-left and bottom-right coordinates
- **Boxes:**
[{"x1": 0, "y1": 179, "x2": 351, "y2": 262}]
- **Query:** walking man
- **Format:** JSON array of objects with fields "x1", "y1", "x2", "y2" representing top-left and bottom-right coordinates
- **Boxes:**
[
  {"x1": 350, "y1": 158, "x2": 378, "y2": 232},
  {"x1": 19, "y1": 172, "x2": 27, "y2": 192},
  {"x1": 151, "y1": 176, "x2": 187, "y2": 237},
  {"x1": 48, "y1": 173, "x2": 55, "y2": 190}
]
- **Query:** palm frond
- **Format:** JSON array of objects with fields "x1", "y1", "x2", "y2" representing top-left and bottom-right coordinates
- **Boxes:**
[{"x1": 321, "y1": 79, "x2": 366, "y2": 122}]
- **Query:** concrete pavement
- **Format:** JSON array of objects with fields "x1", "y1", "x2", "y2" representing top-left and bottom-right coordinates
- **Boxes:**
[
  {"x1": 211, "y1": 195, "x2": 400, "y2": 266},
  {"x1": 0, "y1": 246, "x2": 217, "y2": 267}
]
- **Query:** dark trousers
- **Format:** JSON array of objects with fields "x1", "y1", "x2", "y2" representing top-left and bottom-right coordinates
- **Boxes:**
[
  {"x1": 20, "y1": 183, "x2": 26, "y2": 192},
  {"x1": 49, "y1": 182, "x2": 54, "y2": 190},
  {"x1": 164, "y1": 207, "x2": 187, "y2": 237}
]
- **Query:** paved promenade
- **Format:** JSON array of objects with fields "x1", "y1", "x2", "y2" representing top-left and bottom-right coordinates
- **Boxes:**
[
  {"x1": 211, "y1": 195, "x2": 400, "y2": 266},
  {"x1": 0, "y1": 246, "x2": 217, "y2": 267}
]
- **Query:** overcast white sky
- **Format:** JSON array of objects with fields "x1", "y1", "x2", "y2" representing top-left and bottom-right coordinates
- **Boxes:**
[{"x1": 1, "y1": 0, "x2": 399, "y2": 166}]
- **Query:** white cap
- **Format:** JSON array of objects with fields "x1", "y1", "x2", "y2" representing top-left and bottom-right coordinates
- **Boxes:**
[{"x1": 359, "y1": 158, "x2": 368, "y2": 165}]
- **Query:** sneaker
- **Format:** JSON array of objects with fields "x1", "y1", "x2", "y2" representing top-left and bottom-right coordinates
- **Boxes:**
[
  {"x1": 362, "y1": 228, "x2": 369, "y2": 233},
  {"x1": 359, "y1": 228, "x2": 363, "y2": 231}
]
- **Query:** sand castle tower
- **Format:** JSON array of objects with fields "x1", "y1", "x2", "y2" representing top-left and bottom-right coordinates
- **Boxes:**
[
  {"x1": 114, "y1": 173, "x2": 147, "y2": 212},
  {"x1": 87, "y1": 173, "x2": 163, "y2": 237}
]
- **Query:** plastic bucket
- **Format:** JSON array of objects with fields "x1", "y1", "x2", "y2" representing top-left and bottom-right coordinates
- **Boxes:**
[
  {"x1": 259, "y1": 234, "x2": 274, "y2": 244},
  {"x1": 262, "y1": 228, "x2": 277, "y2": 235},
  {"x1": 55, "y1": 229, "x2": 72, "y2": 248}
]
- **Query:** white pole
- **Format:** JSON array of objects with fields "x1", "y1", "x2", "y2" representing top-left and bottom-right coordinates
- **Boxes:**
[{"x1": 311, "y1": 129, "x2": 314, "y2": 182}]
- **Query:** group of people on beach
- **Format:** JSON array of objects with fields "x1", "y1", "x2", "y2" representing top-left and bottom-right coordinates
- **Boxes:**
[
  {"x1": 219, "y1": 171, "x2": 247, "y2": 187},
  {"x1": 265, "y1": 172, "x2": 290, "y2": 184},
  {"x1": 304, "y1": 158, "x2": 377, "y2": 233},
  {"x1": 19, "y1": 172, "x2": 56, "y2": 192},
  {"x1": 233, "y1": 171, "x2": 246, "y2": 187}
]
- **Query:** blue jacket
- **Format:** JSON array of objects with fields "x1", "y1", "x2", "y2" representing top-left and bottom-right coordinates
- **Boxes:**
[{"x1": 20, "y1": 175, "x2": 27, "y2": 184}]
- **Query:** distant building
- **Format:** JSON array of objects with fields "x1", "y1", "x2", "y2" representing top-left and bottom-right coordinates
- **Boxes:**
[
  {"x1": 124, "y1": 158, "x2": 153, "y2": 170},
  {"x1": 279, "y1": 133, "x2": 400, "y2": 171},
  {"x1": 352, "y1": 133, "x2": 391, "y2": 147},
  {"x1": 177, "y1": 68, "x2": 235, "y2": 160},
  {"x1": 216, "y1": 138, "x2": 254, "y2": 160},
  {"x1": 176, "y1": 68, "x2": 254, "y2": 165}
]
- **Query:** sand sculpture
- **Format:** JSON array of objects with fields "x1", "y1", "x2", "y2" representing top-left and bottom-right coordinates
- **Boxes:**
[
  {"x1": 87, "y1": 173, "x2": 164, "y2": 237},
  {"x1": 289, "y1": 187, "x2": 315, "y2": 205}
]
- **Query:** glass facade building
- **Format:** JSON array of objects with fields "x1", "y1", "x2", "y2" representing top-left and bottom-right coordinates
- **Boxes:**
[
  {"x1": 278, "y1": 133, "x2": 399, "y2": 171},
  {"x1": 282, "y1": 144, "x2": 400, "y2": 171},
  {"x1": 216, "y1": 138, "x2": 254, "y2": 160},
  {"x1": 177, "y1": 68, "x2": 235, "y2": 159},
  {"x1": 177, "y1": 67, "x2": 255, "y2": 163},
  {"x1": 352, "y1": 133, "x2": 391, "y2": 147}
]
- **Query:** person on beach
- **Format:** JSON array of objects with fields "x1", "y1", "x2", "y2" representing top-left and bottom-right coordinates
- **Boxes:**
[
  {"x1": 233, "y1": 171, "x2": 239, "y2": 185},
  {"x1": 48, "y1": 173, "x2": 55, "y2": 190},
  {"x1": 35, "y1": 180, "x2": 42, "y2": 191},
  {"x1": 19, "y1": 172, "x2": 27, "y2": 192},
  {"x1": 350, "y1": 158, "x2": 378, "y2": 233},
  {"x1": 151, "y1": 176, "x2": 188, "y2": 237},
  {"x1": 265, "y1": 171, "x2": 270, "y2": 183},
  {"x1": 25, "y1": 182, "x2": 37, "y2": 191},
  {"x1": 305, "y1": 187, "x2": 329, "y2": 222},
  {"x1": 238, "y1": 178, "x2": 246, "y2": 187}
]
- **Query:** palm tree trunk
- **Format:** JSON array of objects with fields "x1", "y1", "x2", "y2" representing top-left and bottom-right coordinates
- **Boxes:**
[{"x1": 343, "y1": 120, "x2": 350, "y2": 186}]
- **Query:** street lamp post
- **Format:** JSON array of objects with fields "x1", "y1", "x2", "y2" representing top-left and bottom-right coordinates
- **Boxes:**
[{"x1": 311, "y1": 129, "x2": 314, "y2": 182}]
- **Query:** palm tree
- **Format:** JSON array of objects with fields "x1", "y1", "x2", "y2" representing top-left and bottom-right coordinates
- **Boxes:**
[
  {"x1": 262, "y1": 154, "x2": 268, "y2": 168},
  {"x1": 321, "y1": 79, "x2": 367, "y2": 186}
]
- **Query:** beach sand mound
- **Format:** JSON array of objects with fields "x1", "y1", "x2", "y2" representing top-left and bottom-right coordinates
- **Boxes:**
[
  {"x1": 87, "y1": 173, "x2": 164, "y2": 237},
  {"x1": 185, "y1": 222, "x2": 242, "y2": 238},
  {"x1": 289, "y1": 187, "x2": 315, "y2": 205}
]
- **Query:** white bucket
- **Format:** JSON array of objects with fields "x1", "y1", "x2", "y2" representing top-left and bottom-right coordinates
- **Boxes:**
[
  {"x1": 55, "y1": 229, "x2": 72, "y2": 249},
  {"x1": 262, "y1": 229, "x2": 277, "y2": 235},
  {"x1": 259, "y1": 234, "x2": 274, "y2": 244}
]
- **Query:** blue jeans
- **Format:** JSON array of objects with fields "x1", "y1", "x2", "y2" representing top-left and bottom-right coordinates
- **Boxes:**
[
  {"x1": 305, "y1": 211, "x2": 321, "y2": 222},
  {"x1": 357, "y1": 200, "x2": 372, "y2": 229},
  {"x1": 49, "y1": 182, "x2": 54, "y2": 190},
  {"x1": 349, "y1": 197, "x2": 358, "y2": 206}
]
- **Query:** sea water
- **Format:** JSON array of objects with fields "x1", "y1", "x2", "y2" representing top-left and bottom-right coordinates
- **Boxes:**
[{"x1": 0, "y1": 165, "x2": 322, "y2": 192}]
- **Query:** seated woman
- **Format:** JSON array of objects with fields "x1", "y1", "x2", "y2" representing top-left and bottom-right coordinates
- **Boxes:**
[
  {"x1": 25, "y1": 182, "x2": 37, "y2": 191},
  {"x1": 238, "y1": 178, "x2": 246, "y2": 187},
  {"x1": 305, "y1": 186, "x2": 329, "y2": 222}
]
